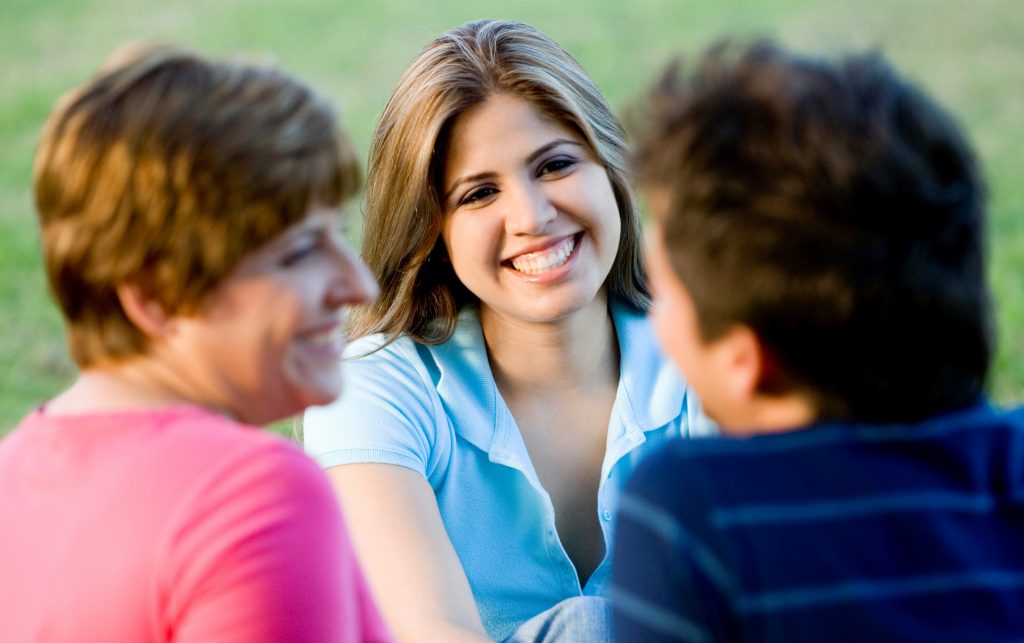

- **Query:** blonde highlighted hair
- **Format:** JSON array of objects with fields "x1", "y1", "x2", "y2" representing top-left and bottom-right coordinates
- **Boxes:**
[
  {"x1": 34, "y1": 42, "x2": 360, "y2": 367},
  {"x1": 351, "y1": 19, "x2": 648, "y2": 344}
]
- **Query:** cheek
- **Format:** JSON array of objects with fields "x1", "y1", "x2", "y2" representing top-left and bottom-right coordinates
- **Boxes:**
[
  {"x1": 651, "y1": 286, "x2": 701, "y2": 374},
  {"x1": 651, "y1": 297, "x2": 684, "y2": 365},
  {"x1": 262, "y1": 286, "x2": 309, "y2": 353},
  {"x1": 585, "y1": 181, "x2": 622, "y2": 257},
  {"x1": 605, "y1": 208, "x2": 622, "y2": 251},
  {"x1": 282, "y1": 264, "x2": 333, "y2": 310},
  {"x1": 442, "y1": 216, "x2": 494, "y2": 283}
]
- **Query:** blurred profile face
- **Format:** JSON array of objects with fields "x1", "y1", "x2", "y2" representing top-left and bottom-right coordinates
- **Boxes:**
[
  {"x1": 646, "y1": 216, "x2": 734, "y2": 428},
  {"x1": 170, "y1": 206, "x2": 378, "y2": 425},
  {"x1": 648, "y1": 210, "x2": 818, "y2": 434},
  {"x1": 439, "y1": 93, "x2": 621, "y2": 324}
]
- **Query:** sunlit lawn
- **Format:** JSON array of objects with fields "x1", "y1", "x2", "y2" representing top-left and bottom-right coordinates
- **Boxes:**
[{"x1": 1, "y1": 0, "x2": 1021, "y2": 432}]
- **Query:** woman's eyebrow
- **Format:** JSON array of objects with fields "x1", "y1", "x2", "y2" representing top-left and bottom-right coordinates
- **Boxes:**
[{"x1": 525, "y1": 138, "x2": 582, "y2": 165}]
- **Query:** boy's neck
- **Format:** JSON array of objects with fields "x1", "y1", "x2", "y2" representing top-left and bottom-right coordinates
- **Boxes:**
[{"x1": 716, "y1": 393, "x2": 819, "y2": 437}]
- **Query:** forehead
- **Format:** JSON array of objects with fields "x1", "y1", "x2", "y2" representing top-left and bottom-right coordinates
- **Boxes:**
[
  {"x1": 443, "y1": 93, "x2": 584, "y2": 173},
  {"x1": 260, "y1": 205, "x2": 341, "y2": 246}
]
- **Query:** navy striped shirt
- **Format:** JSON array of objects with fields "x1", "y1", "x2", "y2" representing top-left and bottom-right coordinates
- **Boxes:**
[{"x1": 611, "y1": 402, "x2": 1024, "y2": 642}]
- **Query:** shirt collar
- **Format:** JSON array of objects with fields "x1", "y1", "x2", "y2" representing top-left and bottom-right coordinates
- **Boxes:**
[
  {"x1": 610, "y1": 300, "x2": 688, "y2": 433},
  {"x1": 432, "y1": 306, "x2": 497, "y2": 453},
  {"x1": 431, "y1": 302, "x2": 687, "y2": 454}
]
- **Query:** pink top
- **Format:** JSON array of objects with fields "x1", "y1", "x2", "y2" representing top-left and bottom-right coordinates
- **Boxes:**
[{"x1": 0, "y1": 405, "x2": 391, "y2": 642}]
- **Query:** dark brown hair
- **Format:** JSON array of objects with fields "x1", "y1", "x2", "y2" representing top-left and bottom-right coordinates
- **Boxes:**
[{"x1": 633, "y1": 40, "x2": 992, "y2": 422}]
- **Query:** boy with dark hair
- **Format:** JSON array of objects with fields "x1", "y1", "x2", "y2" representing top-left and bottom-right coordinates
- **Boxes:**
[{"x1": 611, "y1": 40, "x2": 1024, "y2": 642}]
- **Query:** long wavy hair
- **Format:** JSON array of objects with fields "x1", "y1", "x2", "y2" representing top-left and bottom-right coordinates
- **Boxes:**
[{"x1": 351, "y1": 19, "x2": 648, "y2": 344}]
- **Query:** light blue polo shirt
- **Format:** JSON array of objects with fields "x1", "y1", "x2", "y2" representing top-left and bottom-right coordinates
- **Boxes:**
[{"x1": 304, "y1": 302, "x2": 713, "y2": 640}]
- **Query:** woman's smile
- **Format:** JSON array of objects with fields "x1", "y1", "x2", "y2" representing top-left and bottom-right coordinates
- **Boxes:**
[
  {"x1": 440, "y1": 93, "x2": 621, "y2": 324},
  {"x1": 504, "y1": 232, "x2": 583, "y2": 279}
]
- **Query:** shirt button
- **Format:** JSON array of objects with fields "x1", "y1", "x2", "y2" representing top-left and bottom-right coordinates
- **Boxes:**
[{"x1": 601, "y1": 509, "x2": 613, "y2": 522}]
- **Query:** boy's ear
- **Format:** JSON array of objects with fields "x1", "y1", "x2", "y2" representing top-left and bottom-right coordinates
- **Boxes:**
[
  {"x1": 719, "y1": 325, "x2": 767, "y2": 402},
  {"x1": 116, "y1": 283, "x2": 173, "y2": 338}
]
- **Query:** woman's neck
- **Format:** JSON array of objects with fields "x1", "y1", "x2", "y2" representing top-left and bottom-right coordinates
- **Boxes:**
[
  {"x1": 480, "y1": 293, "x2": 620, "y2": 398},
  {"x1": 45, "y1": 357, "x2": 231, "y2": 419}
]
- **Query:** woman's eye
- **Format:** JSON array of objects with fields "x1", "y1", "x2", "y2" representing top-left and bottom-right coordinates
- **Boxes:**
[
  {"x1": 538, "y1": 157, "x2": 577, "y2": 177},
  {"x1": 459, "y1": 186, "x2": 498, "y2": 206},
  {"x1": 280, "y1": 243, "x2": 320, "y2": 267}
]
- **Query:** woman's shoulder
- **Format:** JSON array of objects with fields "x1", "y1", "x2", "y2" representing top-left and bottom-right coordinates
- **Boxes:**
[
  {"x1": 312, "y1": 314, "x2": 492, "y2": 433},
  {"x1": 27, "y1": 406, "x2": 333, "y2": 514},
  {"x1": 306, "y1": 331, "x2": 461, "y2": 476},
  {"x1": 345, "y1": 311, "x2": 488, "y2": 381},
  {"x1": 344, "y1": 331, "x2": 419, "y2": 363},
  {"x1": 310, "y1": 324, "x2": 480, "y2": 421},
  {"x1": 153, "y1": 407, "x2": 322, "y2": 480}
]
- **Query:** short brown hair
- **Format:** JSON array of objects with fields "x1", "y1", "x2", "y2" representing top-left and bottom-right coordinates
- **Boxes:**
[
  {"x1": 633, "y1": 40, "x2": 992, "y2": 422},
  {"x1": 34, "y1": 42, "x2": 360, "y2": 367},
  {"x1": 351, "y1": 19, "x2": 648, "y2": 344}
]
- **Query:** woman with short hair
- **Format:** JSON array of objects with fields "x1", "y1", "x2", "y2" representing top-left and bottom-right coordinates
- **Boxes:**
[{"x1": 0, "y1": 43, "x2": 388, "y2": 642}]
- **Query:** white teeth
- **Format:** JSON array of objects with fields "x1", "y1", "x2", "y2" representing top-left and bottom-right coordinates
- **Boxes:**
[
  {"x1": 510, "y1": 236, "x2": 576, "y2": 274},
  {"x1": 304, "y1": 327, "x2": 344, "y2": 349}
]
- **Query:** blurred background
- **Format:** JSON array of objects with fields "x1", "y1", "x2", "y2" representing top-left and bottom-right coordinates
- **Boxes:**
[{"x1": 1, "y1": 0, "x2": 1021, "y2": 432}]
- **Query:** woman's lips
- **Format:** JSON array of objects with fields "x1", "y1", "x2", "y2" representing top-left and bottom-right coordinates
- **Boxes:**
[{"x1": 506, "y1": 233, "x2": 580, "y2": 275}]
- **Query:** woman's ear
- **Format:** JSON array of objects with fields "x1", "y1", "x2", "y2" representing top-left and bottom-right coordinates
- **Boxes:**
[{"x1": 116, "y1": 283, "x2": 173, "y2": 339}]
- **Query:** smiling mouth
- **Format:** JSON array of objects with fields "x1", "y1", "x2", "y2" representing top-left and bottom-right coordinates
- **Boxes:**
[
  {"x1": 506, "y1": 233, "x2": 580, "y2": 275},
  {"x1": 299, "y1": 325, "x2": 345, "y2": 358}
]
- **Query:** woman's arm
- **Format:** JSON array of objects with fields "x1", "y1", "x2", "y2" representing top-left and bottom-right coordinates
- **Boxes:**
[{"x1": 327, "y1": 463, "x2": 493, "y2": 643}]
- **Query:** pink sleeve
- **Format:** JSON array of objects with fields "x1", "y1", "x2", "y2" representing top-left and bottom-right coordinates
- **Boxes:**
[{"x1": 158, "y1": 440, "x2": 392, "y2": 642}]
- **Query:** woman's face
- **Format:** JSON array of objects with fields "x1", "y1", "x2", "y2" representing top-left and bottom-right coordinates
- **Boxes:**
[
  {"x1": 439, "y1": 93, "x2": 621, "y2": 325},
  {"x1": 169, "y1": 206, "x2": 378, "y2": 425}
]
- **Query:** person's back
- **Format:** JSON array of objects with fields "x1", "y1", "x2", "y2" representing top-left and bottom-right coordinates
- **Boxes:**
[
  {"x1": 616, "y1": 404, "x2": 1024, "y2": 641},
  {"x1": 0, "y1": 407, "x2": 380, "y2": 641},
  {"x1": 611, "y1": 40, "x2": 1024, "y2": 641}
]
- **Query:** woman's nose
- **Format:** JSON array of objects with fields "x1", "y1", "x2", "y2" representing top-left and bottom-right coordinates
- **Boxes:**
[
  {"x1": 504, "y1": 181, "x2": 556, "y2": 235},
  {"x1": 326, "y1": 239, "x2": 378, "y2": 309}
]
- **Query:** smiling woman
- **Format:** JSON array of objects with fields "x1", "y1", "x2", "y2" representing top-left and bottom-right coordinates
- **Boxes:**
[
  {"x1": 303, "y1": 19, "x2": 713, "y2": 643},
  {"x1": 0, "y1": 42, "x2": 388, "y2": 642},
  {"x1": 166, "y1": 207, "x2": 373, "y2": 425}
]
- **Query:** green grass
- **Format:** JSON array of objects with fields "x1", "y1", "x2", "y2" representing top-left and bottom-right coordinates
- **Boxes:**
[{"x1": 2, "y1": 0, "x2": 1021, "y2": 432}]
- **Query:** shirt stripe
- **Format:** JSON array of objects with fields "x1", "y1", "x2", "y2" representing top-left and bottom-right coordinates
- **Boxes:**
[
  {"x1": 619, "y1": 492, "x2": 736, "y2": 597},
  {"x1": 611, "y1": 586, "x2": 711, "y2": 642},
  {"x1": 610, "y1": 404, "x2": 1024, "y2": 641},
  {"x1": 737, "y1": 570, "x2": 1024, "y2": 614},
  {"x1": 712, "y1": 491, "x2": 996, "y2": 527}
]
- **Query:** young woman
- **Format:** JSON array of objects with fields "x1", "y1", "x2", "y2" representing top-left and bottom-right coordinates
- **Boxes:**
[
  {"x1": 304, "y1": 19, "x2": 711, "y2": 642},
  {"x1": 0, "y1": 43, "x2": 389, "y2": 642}
]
